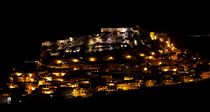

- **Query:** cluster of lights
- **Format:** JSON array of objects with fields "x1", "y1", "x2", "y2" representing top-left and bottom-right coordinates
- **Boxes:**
[{"x1": 9, "y1": 28, "x2": 208, "y2": 97}]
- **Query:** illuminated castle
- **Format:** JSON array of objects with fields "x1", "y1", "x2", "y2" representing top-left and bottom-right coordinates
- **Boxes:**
[{"x1": 7, "y1": 26, "x2": 209, "y2": 98}]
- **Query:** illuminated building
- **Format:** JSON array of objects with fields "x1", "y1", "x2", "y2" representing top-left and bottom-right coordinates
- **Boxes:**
[{"x1": 6, "y1": 26, "x2": 210, "y2": 99}]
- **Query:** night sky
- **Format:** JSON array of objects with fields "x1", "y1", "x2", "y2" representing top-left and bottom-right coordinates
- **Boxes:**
[{"x1": 0, "y1": 4, "x2": 210, "y2": 82}]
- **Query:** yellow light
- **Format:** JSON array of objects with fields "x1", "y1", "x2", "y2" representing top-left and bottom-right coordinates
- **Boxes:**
[
  {"x1": 150, "y1": 32, "x2": 155, "y2": 35},
  {"x1": 163, "y1": 68, "x2": 168, "y2": 72},
  {"x1": 150, "y1": 32, "x2": 157, "y2": 40},
  {"x1": 81, "y1": 81, "x2": 90, "y2": 84},
  {"x1": 188, "y1": 79, "x2": 194, "y2": 82},
  {"x1": 158, "y1": 62, "x2": 162, "y2": 65},
  {"x1": 56, "y1": 60, "x2": 62, "y2": 64},
  {"x1": 209, "y1": 62, "x2": 210, "y2": 66},
  {"x1": 109, "y1": 83, "x2": 114, "y2": 86},
  {"x1": 124, "y1": 77, "x2": 133, "y2": 80},
  {"x1": 167, "y1": 43, "x2": 170, "y2": 47},
  {"x1": 28, "y1": 73, "x2": 32, "y2": 77},
  {"x1": 154, "y1": 35, "x2": 158, "y2": 40},
  {"x1": 53, "y1": 73, "x2": 60, "y2": 77},
  {"x1": 61, "y1": 73, "x2": 66, "y2": 76},
  {"x1": 151, "y1": 52, "x2": 155, "y2": 55},
  {"x1": 171, "y1": 47, "x2": 175, "y2": 51},
  {"x1": 139, "y1": 53, "x2": 145, "y2": 57},
  {"x1": 15, "y1": 72, "x2": 22, "y2": 76},
  {"x1": 57, "y1": 78, "x2": 64, "y2": 82},
  {"x1": 9, "y1": 85, "x2": 16, "y2": 89},
  {"x1": 148, "y1": 56, "x2": 154, "y2": 60},
  {"x1": 159, "y1": 38, "x2": 163, "y2": 42},
  {"x1": 143, "y1": 67, "x2": 148, "y2": 71},
  {"x1": 30, "y1": 78, "x2": 34, "y2": 82},
  {"x1": 125, "y1": 55, "x2": 132, "y2": 59},
  {"x1": 42, "y1": 88, "x2": 50, "y2": 90},
  {"x1": 65, "y1": 50, "x2": 70, "y2": 53},
  {"x1": 72, "y1": 59, "x2": 80, "y2": 63},
  {"x1": 31, "y1": 87, "x2": 36, "y2": 91},
  {"x1": 166, "y1": 41, "x2": 170, "y2": 44},
  {"x1": 108, "y1": 56, "x2": 114, "y2": 60},
  {"x1": 43, "y1": 90, "x2": 54, "y2": 94},
  {"x1": 9, "y1": 77, "x2": 13, "y2": 81},
  {"x1": 89, "y1": 57, "x2": 96, "y2": 62},
  {"x1": 38, "y1": 80, "x2": 44, "y2": 86},
  {"x1": 159, "y1": 50, "x2": 163, "y2": 53},
  {"x1": 73, "y1": 67, "x2": 78, "y2": 70},
  {"x1": 45, "y1": 77, "x2": 52, "y2": 81},
  {"x1": 172, "y1": 68, "x2": 177, "y2": 72}
]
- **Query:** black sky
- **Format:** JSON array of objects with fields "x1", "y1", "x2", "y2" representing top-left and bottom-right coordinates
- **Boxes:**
[{"x1": 0, "y1": 4, "x2": 210, "y2": 82}]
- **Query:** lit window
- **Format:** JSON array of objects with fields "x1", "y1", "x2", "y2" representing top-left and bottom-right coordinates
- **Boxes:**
[
  {"x1": 125, "y1": 55, "x2": 132, "y2": 59},
  {"x1": 30, "y1": 78, "x2": 34, "y2": 82},
  {"x1": 167, "y1": 43, "x2": 170, "y2": 47},
  {"x1": 139, "y1": 53, "x2": 145, "y2": 57},
  {"x1": 72, "y1": 59, "x2": 80, "y2": 63},
  {"x1": 143, "y1": 67, "x2": 148, "y2": 71},
  {"x1": 15, "y1": 72, "x2": 22, "y2": 76},
  {"x1": 158, "y1": 62, "x2": 162, "y2": 65},
  {"x1": 73, "y1": 67, "x2": 79, "y2": 70},
  {"x1": 124, "y1": 77, "x2": 133, "y2": 80},
  {"x1": 159, "y1": 38, "x2": 163, "y2": 42},
  {"x1": 61, "y1": 73, "x2": 66, "y2": 76},
  {"x1": 151, "y1": 52, "x2": 155, "y2": 55},
  {"x1": 28, "y1": 73, "x2": 32, "y2": 77},
  {"x1": 172, "y1": 68, "x2": 177, "y2": 72},
  {"x1": 163, "y1": 68, "x2": 168, "y2": 72},
  {"x1": 9, "y1": 85, "x2": 16, "y2": 89},
  {"x1": 108, "y1": 83, "x2": 114, "y2": 86},
  {"x1": 159, "y1": 50, "x2": 163, "y2": 54},
  {"x1": 45, "y1": 77, "x2": 52, "y2": 81},
  {"x1": 65, "y1": 50, "x2": 70, "y2": 53},
  {"x1": 56, "y1": 60, "x2": 62, "y2": 64},
  {"x1": 148, "y1": 56, "x2": 154, "y2": 60},
  {"x1": 53, "y1": 73, "x2": 60, "y2": 77},
  {"x1": 31, "y1": 87, "x2": 36, "y2": 91},
  {"x1": 150, "y1": 32, "x2": 158, "y2": 40},
  {"x1": 38, "y1": 81, "x2": 44, "y2": 86},
  {"x1": 57, "y1": 78, "x2": 64, "y2": 82},
  {"x1": 89, "y1": 57, "x2": 96, "y2": 62},
  {"x1": 107, "y1": 56, "x2": 114, "y2": 61}
]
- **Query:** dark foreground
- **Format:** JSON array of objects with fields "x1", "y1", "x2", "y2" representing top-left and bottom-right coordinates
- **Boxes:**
[{"x1": 1, "y1": 79, "x2": 210, "y2": 111}]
